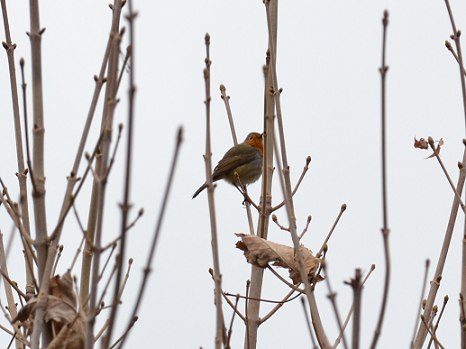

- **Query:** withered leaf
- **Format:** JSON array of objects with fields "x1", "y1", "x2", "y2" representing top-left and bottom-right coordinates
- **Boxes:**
[
  {"x1": 46, "y1": 319, "x2": 85, "y2": 349},
  {"x1": 236, "y1": 233, "x2": 320, "y2": 285},
  {"x1": 16, "y1": 271, "x2": 84, "y2": 349},
  {"x1": 414, "y1": 137, "x2": 428, "y2": 149}
]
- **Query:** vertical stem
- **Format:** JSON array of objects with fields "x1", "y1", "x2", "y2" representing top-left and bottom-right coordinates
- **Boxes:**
[
  {"x1": 85, "y1": 3, "x2": 123, "y2": 349},
  {"x1": 245, "y1": 10, "x2": 276, "y2": 349},
  {"x1": 103, "y1": 1, "x2": 136, "y2": 347},
  {"x1": 28, "y1": 0, "x2": 52, "y2": 347},
  {"x1": 29, "y1": 0, "x2": 48, "y2": 283},
  {"x1": 462, "y1": 231, "x2": 466, "y2": 348},
  {"x1": 369, "y1": 10, "x2": 391, "y2": 349},
  {"x1": 351, "y1": 269, "x2": 363, "y2": 349},
  {"x1": 203, "y1": 33, "x2": 225, "y2": 349},
  {"x1": 264, "y1": 0, "x2": 296, "y2": 229},
  {"x1": 0, "y1": 0, "x2": 35, "y2": 300}
]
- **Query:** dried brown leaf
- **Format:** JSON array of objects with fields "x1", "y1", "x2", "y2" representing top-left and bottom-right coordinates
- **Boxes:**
[
  {"x1": 236, "y1": 233, "x2": 320, "y2": 285},
  {"x1": 414, "y1": 137, "x2": 428, "y2": 149},
  {"x1": 15, "y1": 271, "x2": 84, "y2": 348},
  {"x1": 46, "y1": 318, "x2": 85, "y2": 349},
  {"x1": 51, "y1": 271, "x2": 77, "y2": 308}
]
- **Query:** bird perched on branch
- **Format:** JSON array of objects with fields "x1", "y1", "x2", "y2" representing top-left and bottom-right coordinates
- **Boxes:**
[{"x1": 192, "y1": 132, "x2": 263, "y2": 198}]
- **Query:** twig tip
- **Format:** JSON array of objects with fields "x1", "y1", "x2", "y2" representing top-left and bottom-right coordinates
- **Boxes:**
[{"x1": 177, "y1": 126, "x2": 184, "y2": 143}]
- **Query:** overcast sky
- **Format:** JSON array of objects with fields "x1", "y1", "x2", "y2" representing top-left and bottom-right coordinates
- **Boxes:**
[{"x1": 1, "y1": 0, "x2": 466, "y2": 348}]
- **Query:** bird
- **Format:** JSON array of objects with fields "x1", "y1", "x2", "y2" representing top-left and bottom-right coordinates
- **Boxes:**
[{"x1": 192, "y1": 132, "x2": 263, "y2": 198}]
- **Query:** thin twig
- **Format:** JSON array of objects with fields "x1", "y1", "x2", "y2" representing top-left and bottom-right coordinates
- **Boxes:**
[
  {"x1": 370, "y1": 10, "x2": 391, "y2": 349},
  {"x1": 411, "y1": 259, "x2": 430, "y2": 348},
  {"x1": 0, "y1": 269, "x2": 27, "y2": 301},
  {"x1": 300, "y1": 297, "x2": 318, "y2": 349},
  {"x1": 0, "y1": 229, "x2": 20, "y2": 346},
  {"x1": 271, "y1": 214, "x2": 289, "y2": 231},
  {"x1": 0, "y1": 179, "x2": 36, "y2": 247},
  {"x1": 207, "y1": 270, "x2": 246, "y2": 322},
  {"x1": 322, "y1": 261, "x2": 348, "y2": 349},
  {"x1": 421, "y1": 315, "x2": 446, "y2": 349},
  {"x1": 272, "y1": 156, "x2": 312, "y2": 211},
  {"x1": 116, "y1": 45, "x2": 131, "y2": 93},
  {"x1": 93, "y1": 262, "x2": 118, "y2": 320},
  {"x1": 235, "y1": 174, "x2": 260, "y2": 211},
  {"x1": 260, "y1": 289, "x2": 296, "y2": 323},
  {"x1": 245, "y1": 280, "x2": 250, "y2": 349},
  {"x1": 103, "y1": 123, "x2": 124, "y2": 180},
  {"x1": 333, "y1": 265, "x2": 375, "y2": 349},
  {"x1": 316, "y1": 204, "x2": 346, "y2": 258},
  {"x1": 125, "y1": 208, "x2": 144, "y2": 232},
  {"x1": 225, "y1": 295, "x2": 240, "y2": 349},
  {"x1": 51, "y1": 245, "x2": 64, "y2": 276},
  {"x1": 219, "y1": 84, "x2": 237, "y2": 146},
  {"x1": 19, "y1": 59, "x2": 37, "y2": 193},
  {"x1": 266, "y1": 265, "x2": 304, "y2": 293},
  {"x1": 111, "y1": 316, "x2": 137, "y2": 349},
  {"x1": 224, "y1": 290, "x2": 301, "y2": 305},
  {"x1": 49, "y1": 129, "x2": 105, "y2": 243},
  {"x1": 427, "y1": 137, "x2": 465, "y2": 212},
  {"x1": 299, "y1": 215, "x2": 312, "y2": 240},
  {"x1": 445, "y1": 40, "x2": 466, "y2": 76},
  {"x1": 201, "y1": 32, "x2": 225, "y2": 349},
  {"x1": 427, "y1": 296, "x2": 449, "y2": 349},
  {"x1": 86, "y1": 10, "x2": 125, "y2": 349}
]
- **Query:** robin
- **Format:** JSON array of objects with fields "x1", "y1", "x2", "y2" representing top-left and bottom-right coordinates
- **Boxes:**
[{"x1": 192, "y1": 132, "x2": 263, "y2": 198}]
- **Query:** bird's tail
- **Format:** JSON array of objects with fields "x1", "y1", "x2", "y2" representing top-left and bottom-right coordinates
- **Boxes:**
[{"x1": 192, "y1": 183, "x2": 207, "y2": 199}]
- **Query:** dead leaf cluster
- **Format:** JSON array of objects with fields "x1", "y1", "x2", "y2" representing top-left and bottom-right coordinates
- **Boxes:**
[
  {"x1": 14, "y1": 271, "x2": 84, "y2": 349},
  {"x1": 414, "y1": 137, "x2": 444, "y2": 158},
  {"x1": 235, "y1": 233, "x2": 320, "y2": 285}
]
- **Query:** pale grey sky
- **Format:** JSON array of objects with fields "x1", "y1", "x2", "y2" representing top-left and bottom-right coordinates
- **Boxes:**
[{"x1": 0, "y1": 0, "x2": 465, "y2": 348}]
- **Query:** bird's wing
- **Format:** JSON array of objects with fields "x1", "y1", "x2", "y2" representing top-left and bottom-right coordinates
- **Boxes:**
[{"x1": 212, "y1": 144, "x2": 258, "y2": 180}]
